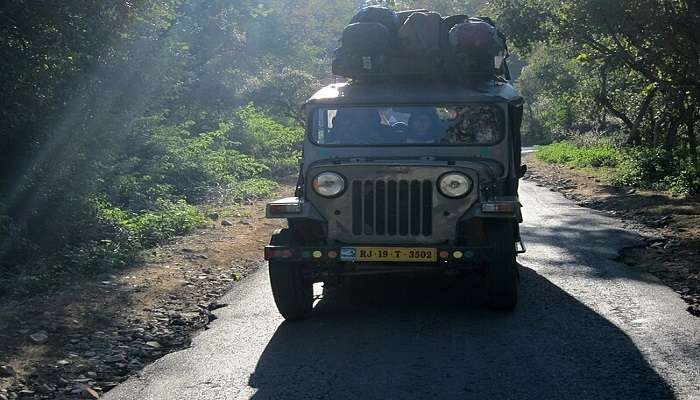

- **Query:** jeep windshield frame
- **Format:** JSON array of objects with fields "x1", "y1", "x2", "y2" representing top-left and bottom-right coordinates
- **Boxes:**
[{"x1": 308, "y1": 103, "x2": 506, "y2": 147}]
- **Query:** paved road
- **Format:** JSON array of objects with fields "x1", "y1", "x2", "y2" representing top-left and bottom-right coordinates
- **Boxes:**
[{"x1": 105, "y1": 180, "x2": 700, "y2": 400}]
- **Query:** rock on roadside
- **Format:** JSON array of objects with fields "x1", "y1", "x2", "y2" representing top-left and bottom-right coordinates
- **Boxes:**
[
  {"x1": 0, "y1": 365, "x2": 15, "y2": 377},
  {"x1": 29, "y1": 330, "x2": 49, "y2": 344}
]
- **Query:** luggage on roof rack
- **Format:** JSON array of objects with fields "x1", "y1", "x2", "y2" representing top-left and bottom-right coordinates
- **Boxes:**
[
  {"x1": 398, "y1": 11, "x2": 442, "y2": 57},
  {"x1": 342, "y1": 22, "x2": 391, "y2": 54},
  {"x1": 397, "y1": 9, "x2": 428, "y2": 24},
  {"x1": 448, "y1": 18, "x2": 507, "y2": 78},
  {"x1": 349, "y1": 6, "x2": 400, "y2": 36},
  {"x1": 332, "y1": 7, "x2": 509, "y2": 82}
]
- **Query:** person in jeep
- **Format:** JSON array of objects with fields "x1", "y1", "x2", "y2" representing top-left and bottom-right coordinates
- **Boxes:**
[
  {"x1": 407, "y1": 109, "x2": 440, "y2": 143},
  {"x1": 264, "y1": 7, "x2": 525, "y2": 320}
]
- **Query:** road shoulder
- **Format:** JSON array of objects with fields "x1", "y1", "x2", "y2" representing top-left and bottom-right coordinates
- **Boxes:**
[
  {"x1": 523, "y1": 153, "x2": 700, "y2": 318},
  {"x1": 0, "y1": 187, "x2": 289, "y2": 399}
]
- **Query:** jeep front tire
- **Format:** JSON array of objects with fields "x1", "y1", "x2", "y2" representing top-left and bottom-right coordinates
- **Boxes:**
[
  {"x1": 485, "y1": 222, "x2": 519, "y2": 310},
  {"x1": 268, "y1": 229, "x2": 313, "y2": 320}
]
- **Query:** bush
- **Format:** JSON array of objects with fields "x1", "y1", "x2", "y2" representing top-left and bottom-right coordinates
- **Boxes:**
[
  {"x1": 1, "y1": 104, "x2": 295, "y2": 291},
  {"x1": 114, "y1": 116, "x2": 271, "y2": 208},
  {"x1": 535, "y1": 142, "x2": 621, "y2": 168},
  {"x1": 664, "y1": 161, "x2": 700, "y2": 196},
  {"x1": 537, "y1": 142, "x2": 699, "y2": 196},
  {"x1": 227, "y1": 178, "x2": 279, "y2": 203},
  {"x1": 96, "y1": 198, "x2": 206, "y2": 248},
  {"x1": 611, "y1": 147, "x2": 670, "y2": 189},
  {"x1": 233, "y1": 104, "x2": 304, "y2": 176}
]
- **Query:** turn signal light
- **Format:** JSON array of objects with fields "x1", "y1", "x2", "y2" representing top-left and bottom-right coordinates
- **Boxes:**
[
  {"x1": 268, "y1": 203, "x2": 302, "y2": 214},
  {"x1": 265, "y1": 248, "x2": 294, "y2": 259},
  {"x1": 482, "y1": 203, "x2": 515, "y2": 213}
]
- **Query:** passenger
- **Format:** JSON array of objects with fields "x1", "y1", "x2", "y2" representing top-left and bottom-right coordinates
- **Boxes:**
[
  {"x1": 407, "y1": 109, "x2": 440, "y2": 144},
  {"x1": 441, "y1": 106, "x2": 468, "y2": 144},
  {"x1": 476, "y1": 111, "x2": 498, "y2": 143},
  {"x1": 442, "y1": 106, "x2": 498, "y2": 144}
]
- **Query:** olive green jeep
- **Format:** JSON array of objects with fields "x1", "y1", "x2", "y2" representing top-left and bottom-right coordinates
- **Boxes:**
[{"x1": 264, "y1": 80, "x2": 526, "y2": 319}]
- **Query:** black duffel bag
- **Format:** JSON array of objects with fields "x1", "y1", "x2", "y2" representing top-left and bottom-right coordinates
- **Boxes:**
[
  {"x1": 332, "y1": 47, "x2": 388, "y2": 78},
  {"x1": 341, "y1": 22, "x2": 391, "y2": 55},
  {"x1": 447, "y1": 18, "x2": 507, "y2": 78},
  {"x1": 350, "y1": 6, "x2": 400, "y2": 35},
  {"x1": 397, "y1": 9, "x2": 429, "y2": 24}
]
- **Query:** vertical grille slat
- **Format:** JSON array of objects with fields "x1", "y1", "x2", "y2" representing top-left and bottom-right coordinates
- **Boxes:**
[
  {"x1": 363, "y1": 180, "x2": 374, "y2": 235},
  {"x1": 387, "y1": 181, "x2": 397, "y2": 235},
  {"x1": 422, "y1": 180, "x2": 433, "y2": 236},
  {"x1": 398, "y1": 180, "x2": 409, "y2": 235},
  {"x1": 410, "y1": 180, "x2": 421, "y2": 235},
  {"x1": 352, "y1": 181, "x2": 362, "y2": 235},
  {"x1": 376, "y1": 181, "x2": 386, "y2": 235},
  {"x1": 353, "y1": 178, "x2": 432, "y2": 238}
]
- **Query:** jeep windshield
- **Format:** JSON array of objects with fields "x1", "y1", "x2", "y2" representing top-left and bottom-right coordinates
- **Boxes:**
[{"x1": 310, "y1": 104, "x2": 504, "y2": 146}]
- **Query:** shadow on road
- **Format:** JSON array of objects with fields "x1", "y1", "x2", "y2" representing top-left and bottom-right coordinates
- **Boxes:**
[{"x1": 249, "y1": 267, "x2": 673, "y2": 400}]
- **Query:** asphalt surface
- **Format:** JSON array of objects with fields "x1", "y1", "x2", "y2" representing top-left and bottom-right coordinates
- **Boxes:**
[{"x1": 105, "y1": 180, "x2": 700, "y2": 400}]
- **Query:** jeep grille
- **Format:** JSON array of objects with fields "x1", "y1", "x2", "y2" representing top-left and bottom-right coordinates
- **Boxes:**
[{"x1": 351, "y1": 179, "x2": 433, "y2": 237}]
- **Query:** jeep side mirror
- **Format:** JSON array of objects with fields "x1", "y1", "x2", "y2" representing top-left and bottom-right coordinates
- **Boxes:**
[{"x1": 518, "y1": 164, "x2": 527, "y2": 178}]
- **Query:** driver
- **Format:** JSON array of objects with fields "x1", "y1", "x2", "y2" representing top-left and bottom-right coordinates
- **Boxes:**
[
  {"x1": 327, "y1": 107, "x2": 387, "y2": 144},
  {"x1": 327, "y1": 112, "x2": 355, "y2": 144},
  {"x1": 355, "y1": 107, "x2": 390, "y2": 143}
]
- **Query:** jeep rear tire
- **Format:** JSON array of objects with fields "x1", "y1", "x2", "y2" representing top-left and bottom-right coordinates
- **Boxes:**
[
  {"x1": 269, "y1": 229, "x2": 313, "y2": 320},
  {"x1": 485, "y1": 222, "x2": 518, "y2": 311}
]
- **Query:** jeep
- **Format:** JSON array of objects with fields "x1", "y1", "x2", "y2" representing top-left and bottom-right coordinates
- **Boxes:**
[{"x1": 264, "y1": 79, "x2": 525, "y2": 320}]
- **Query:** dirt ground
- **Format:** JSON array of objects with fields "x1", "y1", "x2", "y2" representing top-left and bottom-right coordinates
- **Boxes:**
[
  {"x1": 522, "y1": 154, "x2": 700, "y2": 317},
  {"x1": 0, "y1": 184, "x2": 292, "y2": 399}
]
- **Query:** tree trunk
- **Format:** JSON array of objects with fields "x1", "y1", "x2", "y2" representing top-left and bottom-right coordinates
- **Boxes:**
[
  {"x1": 596, "y1": 65, "x2": 634, "y2": 131},
  {"x1": 625, "y1": 86, "x2": 658, "y2": 145},
  {"x1": 688, "y1": 102, "x2": 698, "y2": 166},
  {"x1": 645, "y1": 105, "x2": 655, "y2": 146},
  {"x1": 653, "y1": 114, "x2": 663, "y2": 147},
  {"x1": 665, "y1": 118, "x2": 679, "y2": 163}
]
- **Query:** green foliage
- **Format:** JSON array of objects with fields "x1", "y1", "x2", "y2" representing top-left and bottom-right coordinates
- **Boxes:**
[
  {"x1": 111, "y1": 115, "x2": 271, "y2": 208},
  {"x1": 388, "y1": 0, "x2": 490, "y2": 15},
  {"x1": 611, "y1": 147, "x2": 670, "y2": 189},
  {"x1": 613, "y1": 149, "x2": 700, "y2": 196},
  {"x1": 0, "y1": 0, "x2": 326, "y2": 284},
  {"x1": 665, "y1": 164, "x2": 700, "y2": 197},
  {"x1": 96, "y1": 198, "x2": 206, "y2": 248},
  {"x1": 537, "y1": 143, "x2": 700, "y2": 196},
  {"x1": 226, "y1": 178, "x2": 279, "y2": 203},
  {"x1": 492, "y1": 0, "x2": 699, "y2": 197},
  {"x1": 233, "y1": 105, "x2": 304, "y2": 177},
  {"x1": 535, "y1": 142, "x2": 620, "y2": 168}
]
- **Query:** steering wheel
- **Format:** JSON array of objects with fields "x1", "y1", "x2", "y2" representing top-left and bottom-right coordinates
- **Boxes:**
[{"x1": 390, "y1": 121, "x2": 409, "y2": 134}]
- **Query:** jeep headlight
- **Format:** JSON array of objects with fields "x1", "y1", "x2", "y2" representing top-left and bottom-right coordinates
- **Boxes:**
[
  {"x1": 312, "y1": 172, "x2": 345, "y2": 197},
  {"x1": 438, "y1": 172, "x2": 472, "y2": 198}
]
